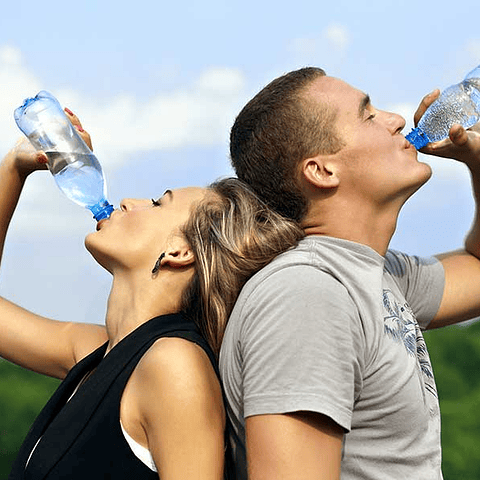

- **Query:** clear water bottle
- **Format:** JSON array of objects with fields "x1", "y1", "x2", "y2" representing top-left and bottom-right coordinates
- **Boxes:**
[
  {"x1": 406, "y1": 65, "x2": 480, "y2": 149},
  {"x1": 14, "y1": 91, "x2": 114, "y2": 222}
]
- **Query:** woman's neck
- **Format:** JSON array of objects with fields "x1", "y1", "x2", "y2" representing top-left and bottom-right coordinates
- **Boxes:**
[{"x1": 103, "y1": 271, "x2": 184, "y2": 353}]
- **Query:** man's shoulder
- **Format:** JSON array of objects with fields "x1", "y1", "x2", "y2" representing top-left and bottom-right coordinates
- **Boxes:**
[
  {"x1": 229, "y1": 238, "x2": 356, "y2": 332},
  {"x1": 240, "y1": 237, "x2": 342, "y2": 296},
  {"x1": 384, "y1": 249, "x2": 440, "y2": 278},
  {"x1": 242, "y1": 235, "x2": 376, "y2": 297}
]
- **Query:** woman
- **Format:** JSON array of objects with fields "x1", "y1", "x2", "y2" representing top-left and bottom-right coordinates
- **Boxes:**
[{"x1": 1, "y1": 112, "x2": 303, "y2": 479}]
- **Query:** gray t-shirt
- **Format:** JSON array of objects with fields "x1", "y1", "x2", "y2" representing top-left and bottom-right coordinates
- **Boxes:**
[{"x1": 220, "y1": 236, "x2": 445, "y2": 480}]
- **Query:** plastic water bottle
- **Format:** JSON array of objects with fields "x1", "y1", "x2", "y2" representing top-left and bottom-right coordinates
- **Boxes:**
[
  {"x1": 14, "y1": 91, "x2": 114, "y2": 222},
  {"x1": 406, "y1": 65, "x2": 480, "y2": 149}
]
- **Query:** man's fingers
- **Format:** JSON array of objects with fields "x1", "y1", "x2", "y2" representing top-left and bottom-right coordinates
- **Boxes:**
[
  {"x1": 413, "y1": 89, "x2": 440, "y2": 127},
  {"x1": 449, "y1": 124, "x2": 469, "y2": 146}
]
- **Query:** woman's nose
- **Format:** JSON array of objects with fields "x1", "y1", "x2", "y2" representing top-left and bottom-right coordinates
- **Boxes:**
[
  {"x1": 119, "y1": 198, "x2": 152, "y2": 211},
  {"x1": 120, "y1": 198, "x2": 143, "y2": 211}
]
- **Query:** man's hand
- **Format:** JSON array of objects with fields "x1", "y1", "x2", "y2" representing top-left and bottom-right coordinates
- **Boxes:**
[
  {"x1": 414, "y1": 91, "x2": 480, "y2": 329},
  {"x1": 413, "y1": 89, "x2": 480, "y2": 167}
]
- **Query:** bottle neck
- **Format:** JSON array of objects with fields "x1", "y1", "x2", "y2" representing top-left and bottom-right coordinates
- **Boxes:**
[
  {"x1": 89, "y1": 201, "x2": 114, "y2": 222},
  {"x1": 405, "y1": 127, "x2": 430, "y2": 150}
]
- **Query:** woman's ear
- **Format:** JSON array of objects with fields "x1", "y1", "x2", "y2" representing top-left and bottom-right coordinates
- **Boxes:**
[
  {"x1": 302, "y1": 155, "x2": 340, "y2": 189},
  {"x1": 163, "y1": 238, "x2": 195, "y2": 269}
]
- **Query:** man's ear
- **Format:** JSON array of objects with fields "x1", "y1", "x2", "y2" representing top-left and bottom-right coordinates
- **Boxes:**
[
  {"x1": 301, "y1": 156, "x2": 340, "y2": 189},
  {"x1": 163, "y1": 237, "x2": 195, "y2": 269}
]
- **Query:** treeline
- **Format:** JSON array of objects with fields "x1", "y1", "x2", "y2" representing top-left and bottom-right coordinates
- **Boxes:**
[
  {"x1": 1, "y1": 321, "x2": 480, "y2": 479},
  {"x1": 424, "y1": 320, "x2": 480, "y2": 479},
  {"x1": 0, "y1": 361, "x2": 59, "y2": 477}
]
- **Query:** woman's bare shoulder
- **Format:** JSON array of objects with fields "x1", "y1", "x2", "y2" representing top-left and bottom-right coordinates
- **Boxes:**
[{"x1": 132, "y1": 336, "x2": 222, "y2": 410}]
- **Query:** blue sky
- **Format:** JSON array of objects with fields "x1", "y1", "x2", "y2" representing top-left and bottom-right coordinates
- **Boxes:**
[{"x1": 0, "y1": 0, "x2": 479, "y2": 324}]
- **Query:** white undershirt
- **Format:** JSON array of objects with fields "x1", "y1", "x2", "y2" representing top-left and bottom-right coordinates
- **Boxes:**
[{"x1": 120, "y1": 421, "x2": 157, "y2": 472}]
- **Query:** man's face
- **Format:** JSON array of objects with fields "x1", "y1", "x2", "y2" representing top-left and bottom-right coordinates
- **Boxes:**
[{"x1": 304, "y1": 76, "x2": 432, "y2": 208}]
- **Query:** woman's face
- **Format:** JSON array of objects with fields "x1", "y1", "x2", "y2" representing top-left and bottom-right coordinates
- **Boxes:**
[{"x1": 85, "y1": 187, "x2": 206, "y2": 274}]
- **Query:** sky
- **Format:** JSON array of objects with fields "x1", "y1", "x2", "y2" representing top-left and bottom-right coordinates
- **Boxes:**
[{"x1": 0, "y1": 0, "x2": 479, "y2": 325}]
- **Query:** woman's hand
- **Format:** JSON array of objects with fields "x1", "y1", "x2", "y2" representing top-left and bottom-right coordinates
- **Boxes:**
[
  {"x1": 413, "y1": 89, "x2": 480, "y2": 168},
  {"x1": 6, "y1": 138, "x2": 48, "y2": 179},
  {"x1": 65, "y1": 108, "x2": 93, "y2": 150},
  {"x1": 5, "y1": 107, "x2": 93, "y2": 179}
]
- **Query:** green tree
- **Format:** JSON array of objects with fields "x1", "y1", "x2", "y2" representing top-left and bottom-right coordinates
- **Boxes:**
[
  {"x1": 0, "y1": 360, "x2": 59, "y2": 479},
  {"x1": 425, "y1": 320, "x2": 480, "y2": 480},
  {"x1": 1, "y1": 322, "x2": 479, "y2": 479}
]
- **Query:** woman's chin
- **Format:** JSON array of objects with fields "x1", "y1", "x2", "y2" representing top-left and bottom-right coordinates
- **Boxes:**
[{"x1": 84, "y1": 236, "x2": 113, "y2": 274}]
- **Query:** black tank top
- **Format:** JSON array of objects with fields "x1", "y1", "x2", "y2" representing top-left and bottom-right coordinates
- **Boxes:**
[{"x1": 9, "y1": 313, "x2": 234, "y2": 479}]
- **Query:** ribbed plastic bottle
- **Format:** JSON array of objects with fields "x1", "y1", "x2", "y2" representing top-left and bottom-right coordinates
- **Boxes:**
[
  {"x1": 14, "y1": 91, "x2": 114, "y2": 222},
  {"x1": 406, "y1": 65, "x2": 480, "y2": 149}
]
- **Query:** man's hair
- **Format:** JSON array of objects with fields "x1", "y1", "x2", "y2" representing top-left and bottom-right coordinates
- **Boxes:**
[{"x1": 230, "y1": 67, "x2": 344, "y2": 222}]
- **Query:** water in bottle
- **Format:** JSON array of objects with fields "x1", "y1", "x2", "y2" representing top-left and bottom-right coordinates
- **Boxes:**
[
  {"x1": 14, "y1": 91, "x2": 114, "y2": 221},
  {"x1": 406, "y1": 65, "x2": 480, "y2": 150}
]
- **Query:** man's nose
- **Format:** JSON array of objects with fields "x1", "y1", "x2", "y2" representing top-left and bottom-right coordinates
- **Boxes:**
[{"x1": 381, "y1": 110, "x2": 406, "y2": 134}]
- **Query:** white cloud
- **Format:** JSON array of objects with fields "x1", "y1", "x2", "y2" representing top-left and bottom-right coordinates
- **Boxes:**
[
  {"x1": 324, "y1": 24, "x2": 349, "y2": 53},
  {"x1": 0, "y1": 46, "x2": 246, "y2": 169},
  {"x1": 52, "y1": 66, "x2": 246, "y2": 170},
  {"x1": 0, "y1": 46, "x2": 247, "y2": 236},
  {"x1": 467, "y1": 39, "x2": 480, "y2": 62},
  {"x1": 0, "y1": 46, "x2": 42, "y2": 151},
  {"x1": 288, "y1": 23, "x2": 350, "y2": 65},
  {"x1": 0, "y1": 45, "x2": 22, "y2": 66},
  {"x1": 289, "y1": 37, "x2": 318, "y2": 59}
]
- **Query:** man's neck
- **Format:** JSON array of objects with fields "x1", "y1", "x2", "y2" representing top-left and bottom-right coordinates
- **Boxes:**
[{"x1": 302, "y1": 201, "x2": 400, "y2": 256}]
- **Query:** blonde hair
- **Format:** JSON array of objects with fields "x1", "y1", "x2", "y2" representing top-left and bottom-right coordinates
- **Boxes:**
[{"x1": 181, "y1": 177, "x2": 304, "y2": 356}]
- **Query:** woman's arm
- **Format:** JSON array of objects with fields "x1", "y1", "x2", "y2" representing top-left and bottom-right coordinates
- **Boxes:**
[
  {"x1": 128, "y1": 337, "x2": 226, "y2": 479},
  {"x1": 0, "y1": 116, "x2": 107, "y2": 379}
]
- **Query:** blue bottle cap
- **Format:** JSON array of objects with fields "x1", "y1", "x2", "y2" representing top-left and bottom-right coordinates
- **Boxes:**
[
  {"x1": 89, "y1": 201, "x2": 114, "y2": 222},
  {"x1": 405, "y1": 128, "x2": 431, "y2": 150}
]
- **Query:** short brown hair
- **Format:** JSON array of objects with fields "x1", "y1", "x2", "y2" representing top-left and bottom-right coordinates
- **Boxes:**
[{"x1": 230, "y1": 67, "x2": 344, "y2": 222}]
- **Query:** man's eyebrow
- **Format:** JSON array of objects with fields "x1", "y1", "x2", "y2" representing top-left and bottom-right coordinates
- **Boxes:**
[{"x1": 358, "y1": 94, "x2": 371, "y2": 118}]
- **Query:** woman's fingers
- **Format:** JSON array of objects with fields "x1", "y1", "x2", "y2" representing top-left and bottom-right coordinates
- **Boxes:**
[{"x1": 64, "y1": 108, "x2": 93, "y2": 150}]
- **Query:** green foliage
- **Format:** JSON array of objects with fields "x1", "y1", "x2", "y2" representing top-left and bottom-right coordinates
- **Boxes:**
[
  {"x1": 424, "y1": 320, "x2": 480, "y2": 480},
  {"x1": 0, "y1": 323, "x2": 479, "y2": 479},
  {"x1": 0, "y1": 360, "x2": 59, "y2": 479}
]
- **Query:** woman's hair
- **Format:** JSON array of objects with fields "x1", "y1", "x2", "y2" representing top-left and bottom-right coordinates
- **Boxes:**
[{"x1": 181, "y1": 177, "x2": 304, "y2": 356}]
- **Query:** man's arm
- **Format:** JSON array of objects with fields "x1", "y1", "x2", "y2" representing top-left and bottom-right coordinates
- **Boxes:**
[
  {"x1": 430, "y1": 249, "x2": 480, "y2": 328},
  {"x1": 246, "y1": 412, "x2": 343, "y2": 480},
  {"x1": 414, "y1": 91, "x2": 480, "y2": 328},
  {"x1": 235, "y1": 265, "x2": 359, "y2": 479}
]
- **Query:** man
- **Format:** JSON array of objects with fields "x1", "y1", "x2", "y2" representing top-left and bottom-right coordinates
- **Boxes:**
[{"x1": 219, "y1": 67, "x2": 480, "y2": 479}]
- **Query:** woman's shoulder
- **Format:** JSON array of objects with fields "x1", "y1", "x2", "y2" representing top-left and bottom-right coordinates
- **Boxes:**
[{"x1": 132, "y1": 336, "x2": 222, "y2": 408}]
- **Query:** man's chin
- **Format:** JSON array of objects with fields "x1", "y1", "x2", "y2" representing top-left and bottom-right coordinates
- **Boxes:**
[{"x1": 405, "y1": 165, "x2": 433, "y2": 201}]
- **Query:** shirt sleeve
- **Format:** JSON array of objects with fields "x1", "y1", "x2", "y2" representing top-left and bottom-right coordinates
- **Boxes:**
[
  {"x1": 238, "y1": 264, "x2": 365, "y2": 432},
  {"x1": 384, "y1": 250, "x2": 445, "y2": 329}
]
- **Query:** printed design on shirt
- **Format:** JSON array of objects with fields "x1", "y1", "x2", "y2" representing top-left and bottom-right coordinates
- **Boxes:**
[
  {"x1": 383, "y1": 289, "x2": 416, "y2": 356},
  {"x1": 382, "y1": 289, "x2": 438, "y2": 399}
]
